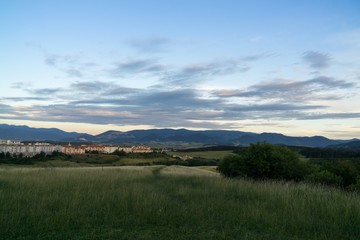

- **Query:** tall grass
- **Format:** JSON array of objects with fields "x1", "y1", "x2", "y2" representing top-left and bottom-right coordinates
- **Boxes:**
[{"x1": 0, "y1": 167, "x2": 359, "y2": 240}]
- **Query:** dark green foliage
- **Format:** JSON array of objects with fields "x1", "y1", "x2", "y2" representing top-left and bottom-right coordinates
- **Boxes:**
[
  {"x1": 300, "y1": 147, "x2": 360, "y2": 158},
  {"x1": 218, "y1": 142, "x2": 305, "y2": 181},
  {"x1": 306, "y1": 158, "x2": 360, "y2": 189},
  {"x1": 33, "y1": 151, "x2": 47, "y2": 161},
  {"x1": 112, "y1": 149, "x2": 127, "y2": 156},
  {"x1": 126, "y1": 152, "x2": 168, "y2": 159},
  {"x1": 0, "y1": 150, "x2": 68, "y2": 164},
  {"x1": 217, "y1": 154, "x2": 243, "y2": 178},
  {"x1": 218, "y1": 143, "x2": 360, "y2": 190},
  {"x1": 305, "y1": 169, "x2": 343, "y2": 186},
  {"x1": 348, "y1": 176, "x2": 360, "y2": 192}
]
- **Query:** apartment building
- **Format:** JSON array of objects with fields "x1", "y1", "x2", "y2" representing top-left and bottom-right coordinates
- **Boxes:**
[
  {"x1": 0, "y1": 141, "x2": 153, "y2": 156},
  {"x1": 0, "y1": 141, "x2": 62, "y2": 157}
]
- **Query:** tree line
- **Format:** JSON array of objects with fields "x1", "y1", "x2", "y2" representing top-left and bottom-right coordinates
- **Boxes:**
[
  {"x1": 0, "y1": 151, "x2": 67, "y2": 164},
  {"x1": 218, "y1": 142, "x2": 360, "y2": 191}
]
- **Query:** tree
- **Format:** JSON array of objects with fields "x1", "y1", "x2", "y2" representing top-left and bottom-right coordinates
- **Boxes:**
[
  {"x1": 218, "y1": 142, "x2": 305, "y2": 181},
  {"x1": 305, "y1": 169, "x2": 343, "y2": 187},
  {"x1": 112, "y1": 149, "x2": 127, "y2": 157},
  {"x1": 33, "y1": 151, "x2": 46, "y2": 161}
]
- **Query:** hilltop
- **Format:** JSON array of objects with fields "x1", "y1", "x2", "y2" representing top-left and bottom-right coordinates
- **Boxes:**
[{"x1": 0, "y1": 124, "x2": 357, "y2": 148}]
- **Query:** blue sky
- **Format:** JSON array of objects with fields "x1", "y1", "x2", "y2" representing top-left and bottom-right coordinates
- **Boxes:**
[{"x1": 1, "y1": 0, "x2": 360, "y2": 138}]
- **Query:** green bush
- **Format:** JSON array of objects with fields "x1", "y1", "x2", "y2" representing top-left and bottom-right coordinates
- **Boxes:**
[
  {"x1": 348, "y1": 176, "x2": 360, "y2": 192},
  {"x1": 305, "y1": 169, "x2": 343, "y2": 187},
  {"x1": 218, "y1": 142, "x2": 305, "y2": 181},
  {"x1": 332, "y1": 160, "x2": 358, "y2": 187},
  {"x1": 306, "y1": 159, "x2": 360, "y2": 189}
]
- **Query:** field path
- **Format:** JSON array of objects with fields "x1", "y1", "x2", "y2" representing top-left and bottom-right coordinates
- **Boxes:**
[
  {"x1": 0, "y1": 165, "x2": 220, "y2": 177},
  {"x1": 159, "y1": 165, "x2": 220, "y2": 177}
]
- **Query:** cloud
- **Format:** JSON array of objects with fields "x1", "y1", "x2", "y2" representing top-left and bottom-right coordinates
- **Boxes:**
[
  {"x1": 70, "y1": 81, "x2": 115, "y2": 93},
  {"x1": 306, "y1": 76, "x2": 355, "y2": 89},
  {"x1": 44, "y1": 56, "x2": 57, "y2": 66},
  {"x1": 110, "y1": 59, "x2": 166, "y2": 77},
  {"x1": 0, "y1": 104, "x2": 14, "y2": 113},
  {"x1": 227, "y1": 103, "x2": 325, "y2": 112},
  {"x1": 29, "y1": 88, "x2": 63, "y2": 96},
  {"x1": 45, "y1": 54, "x2": 78, "y2": 67},
  {"x1": 133, "y1": 89, "x2": 222, "y2": 110},
  {"x1": 213, "y1": 76, "x2": 356, "y2": 102},
  {"x1": 104, "y1": 55, "x2": 261, "y2": 85},
  {"x1": 299, "y1": 112, "x2": 360, "y2": 120},
  {"x1": 15, "y1": 87, "x2": 223, "y2": 127},
  {"x1": 4, "y1": 89, "x2": 358, "y2": 129},
  {"x1": 23, "y1": 81, "x2": 141, "y2": 105},
  {"x1": 105, "y1": 86, "x2": 140, "y2": 96},
  {"x1": 10, "y1": 81, "x2": 32, "y2": 89},
  {"x1": 6, "y1": 74, "x2": 358, "y2": 129},
  {"x1": 44, "y1": 54, "x2": 97, "y2": 79},
  {"x1": 66, "y1": 69, "x2": 83, "y2": 78},
  {"x1": 71, "y1": 88, "x2": 222, "y2": 111},
  {"x1": 162, "y1": 60, "x2": 250, "y2": 86},
  {"x1": 127, "y1": 37, "x2": 171, "y2": 53},
  {"x1": 240, "y1": 53, "x2": 272, "y2": 62},
  {"x1": 2, "y1": 97, "x2": 49, "y2": 102},
  {"x1": 302, "y1": 51, "x2": 331, "y2": 69}
]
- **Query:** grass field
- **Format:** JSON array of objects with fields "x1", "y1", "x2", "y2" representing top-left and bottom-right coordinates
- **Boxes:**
[
  {"x1": 169, "y1": 150, "x2": 234, "y2": 159},
  {"x1": 0, "y1": 166, "x2": 359, "y2": 240}
]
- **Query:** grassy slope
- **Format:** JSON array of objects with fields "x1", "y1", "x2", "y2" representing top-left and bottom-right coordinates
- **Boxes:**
[
  {"x1": 168, "y1": 150, "x2": 234, "y2": 159},
  {"x1": 0, "y1": 166, "x2": 359, "y2": 240}
]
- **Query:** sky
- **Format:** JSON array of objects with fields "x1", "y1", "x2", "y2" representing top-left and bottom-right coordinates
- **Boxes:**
[{"x1": 1, "y1": 0, "x2": 360, "y2": 139}]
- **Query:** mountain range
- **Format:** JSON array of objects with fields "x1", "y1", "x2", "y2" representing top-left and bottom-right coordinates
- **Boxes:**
[{"x1": 0, "y1": 124, "x2": 358, "y2": 148}]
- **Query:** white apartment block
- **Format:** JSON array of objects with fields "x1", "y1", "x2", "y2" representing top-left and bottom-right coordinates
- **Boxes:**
[
  {"x1": 0, "y1": 142, "x2": 62, "y2": 157},
  {"x1": 0, "y1": 140, "x2": 153, "y2": 156}
]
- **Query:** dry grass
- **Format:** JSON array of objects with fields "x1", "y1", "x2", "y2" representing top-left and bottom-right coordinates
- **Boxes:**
[{"x1": 0, "y1": 166, "x2": 359, "y2": 240}]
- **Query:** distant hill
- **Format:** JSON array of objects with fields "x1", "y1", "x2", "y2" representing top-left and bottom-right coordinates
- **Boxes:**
[
  {"x1": 327, "y1": 140, "x2": 360, "y2": 151},
  {"x1": 94, "y1": 129, "x2": 256, "y2": 145},
  {"x1": 0, "y1": 124, "x2": 93, "y2": 142},
  {"x1": 92, "y1": 128, "x2": 351, "y2": 148},
  {"x1": 0, "y1": 124, "x2": 356, "y2": 148}
]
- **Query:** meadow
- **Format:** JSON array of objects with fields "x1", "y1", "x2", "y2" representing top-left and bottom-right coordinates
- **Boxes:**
[
  {"x1": 168, "y1": 150, "x2": 234, "y2": 160},
  {"x1": 0, "y1": 166, "x2": 359, "y2": 240}
]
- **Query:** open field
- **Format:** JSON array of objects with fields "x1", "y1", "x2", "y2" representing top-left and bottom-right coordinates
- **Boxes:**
[
  {"x1": 0, "y1": 166, "x2": 359, "y2": 240},
  {"x1": 168, "y1": 150, "x2": 234, "y2": 159}
]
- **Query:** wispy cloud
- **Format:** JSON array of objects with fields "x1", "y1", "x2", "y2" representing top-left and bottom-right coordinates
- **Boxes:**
[
  {"x1": 302, "y1": 51, "x2": 331, "y2": 69},
  {"x1": 127, "y1": 37, "x2": 171, "y2": 53},
  {"x1": 29, "y1": 88, "x2": 63, "y2": 96},
  {"x1": 298, "y1": 112, "x2": 360, "y2": 120},
  {"x1": 70, "y1": 81, "x2": 116, "y2": 93},
  {"x1": 3, "y1": 47, "x2": 358, "y2": 130},
  {"x1": 227, "y1": 103, "x2": 326, "y2": 112},
  {"x1": 2, "y1": 97, "x2": 49, "y2": 102},
  {"x1": 45, "y1": 54, "x2": 78, "y2": 67},
  {"x1": 66, "y1": 69, "x2": 83, "y2": 78},
  {"x1": 162, "y1": 60, "x2": 250, "y2": 86},
  {"x1": 213, "y1": 76, "x2": 356, "y2": 102},
  {"x1": 44, "y1": 54, "x2": 97, "y2": 79},
  {"x1": 3, "y1": 81, "x2": 360, "y2": 129},
  {"x1": 110, "y1": 59, "x2": 166, "y2": 77}
]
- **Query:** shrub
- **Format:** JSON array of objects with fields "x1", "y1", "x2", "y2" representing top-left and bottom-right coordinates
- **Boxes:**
[
  {"x1": 348, "y1": 176, "x2": 360, "y2": 192},
  {"x1": 306, "y1": 159, "x2": 359, "y2": 188},
  {"x1": 218, "y1": 142, "x2": 305, "y2": 181},
  {"x1": 305, "y1": 169, "x2": 343, "y2": 187},
  {"x1": 332, "y1": 160, "x2": 358, "y2": 187}
]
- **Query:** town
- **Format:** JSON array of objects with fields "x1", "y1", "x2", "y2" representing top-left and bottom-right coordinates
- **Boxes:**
[{"x1": 0, "y1": 140, "x2": 153, "y2": 157}]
